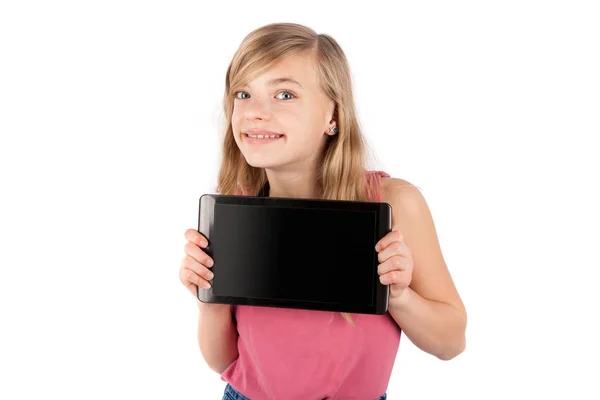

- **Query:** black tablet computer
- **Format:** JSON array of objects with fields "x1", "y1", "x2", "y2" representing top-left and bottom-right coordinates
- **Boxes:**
[{"x1": 196, "y1": 194, "x2": 392, "y2": 314}]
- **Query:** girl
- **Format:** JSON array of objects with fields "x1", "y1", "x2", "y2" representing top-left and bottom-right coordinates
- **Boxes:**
[{"x1": 180, "y1": 22, "x2": 467, "y2": 400}]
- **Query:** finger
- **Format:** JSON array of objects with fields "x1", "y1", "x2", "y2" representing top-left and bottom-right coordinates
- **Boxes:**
[
  {"x1": 378, "y1": 241, "x2": 408, "y2": 263},
  {"x1": 390, "y1": 282, "x2": 410, "y2": 298},
  {"x1": 379, "y1": 270, "x2": 411, "y2": 286},
  {"x1": 180, "y1": 264, "x2": 211, "y2": 289},
  {"x1": 375, "y1": 230, "x2": 403, "y2": 252},
  {"x1": 184, "y1": 241, "x2": 214, "y2": 268},
  {"x1": 181, "y1": 270, "x2": 200, "y2": 295},
  {"x1": 378, "y1": 255, "x2": 409, "y2": 275},
  {"x1": 185, "y1": 229, "x2": 209, "y2": 248},
  {"x1": 185, "y1": 283, "x2": 197, "y2": 297},
  {"x1": 182, "y1": 255, "x2": 214, "y2": 281}
]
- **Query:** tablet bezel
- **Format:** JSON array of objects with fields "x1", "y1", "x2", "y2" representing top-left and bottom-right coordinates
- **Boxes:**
[{"x1": 197, "y1": 194, "x2": 392, "y2": 315}]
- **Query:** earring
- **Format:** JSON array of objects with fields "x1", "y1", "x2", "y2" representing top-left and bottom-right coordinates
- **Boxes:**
[{"x1": 329, "y1": 126, "x2": 339, "y2": 134}]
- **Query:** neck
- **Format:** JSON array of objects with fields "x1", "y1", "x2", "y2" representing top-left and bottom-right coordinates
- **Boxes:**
[{"x1": 264, "y1": 167, "x2": 322, "y2": 199}]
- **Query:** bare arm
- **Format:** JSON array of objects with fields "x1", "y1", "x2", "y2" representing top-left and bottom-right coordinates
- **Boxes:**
[
  {"x1": 389, "y1": 287, "x2": 466, "y2": 360},
  {"x1": 382, "y1": 179, "x2": 467, "y2": 360},
  {"x1": 181, "y1": 229, "x2": 240, "y2": 374},
  {"x1": 196, "y1": 301, "x2": 239, "y2": 374}
]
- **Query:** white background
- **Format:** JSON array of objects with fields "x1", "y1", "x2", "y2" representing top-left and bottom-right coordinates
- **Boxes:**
[{"x1": 1, "y1": 1, "x2": 599, "y2": 399}]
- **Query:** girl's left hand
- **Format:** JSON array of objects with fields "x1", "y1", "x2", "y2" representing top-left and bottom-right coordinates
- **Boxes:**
[{"x1": 375, "y1": 230, "x2": 414, "y2": 300}]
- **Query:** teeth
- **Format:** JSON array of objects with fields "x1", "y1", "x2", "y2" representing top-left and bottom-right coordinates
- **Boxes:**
[{"x1": 247, "y1": 134, "x2": 281, "y2": 139}]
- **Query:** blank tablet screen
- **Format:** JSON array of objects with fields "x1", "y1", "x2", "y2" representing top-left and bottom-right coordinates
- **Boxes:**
[{"x1": 211, "y1": 203, "x2": 377, "y2": 306}]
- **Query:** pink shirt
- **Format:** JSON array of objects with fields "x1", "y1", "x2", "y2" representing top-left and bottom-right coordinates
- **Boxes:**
[{"x1": 222, "y1": 171, "x2": 401, "y2": 399}]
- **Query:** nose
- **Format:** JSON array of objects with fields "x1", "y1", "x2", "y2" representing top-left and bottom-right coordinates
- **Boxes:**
[{"x1": 244, "y1": 97, "x2": 271, "y2": 121}]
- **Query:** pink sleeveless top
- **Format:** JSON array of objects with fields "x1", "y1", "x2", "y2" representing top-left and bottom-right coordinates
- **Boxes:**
[{"x1": 221, "y1": 171, "x2": 401, "y2": 400}]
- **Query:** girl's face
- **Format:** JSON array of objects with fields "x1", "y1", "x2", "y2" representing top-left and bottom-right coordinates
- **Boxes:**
[{"x1": 231, "y1": 53, "x2": 336, "y2": 172}]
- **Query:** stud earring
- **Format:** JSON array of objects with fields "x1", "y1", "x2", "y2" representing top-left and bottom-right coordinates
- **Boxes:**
[{"x1": 329, "y1": 126, "x2": 339, "y2": 134}]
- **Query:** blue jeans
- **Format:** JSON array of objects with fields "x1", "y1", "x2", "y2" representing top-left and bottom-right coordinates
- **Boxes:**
[
  {"x1": 223, "y1": 383, "x2": 250, "y2": 400},
  {"x1": 223, "y1": 383, "x2": 387, "y2": 400}
]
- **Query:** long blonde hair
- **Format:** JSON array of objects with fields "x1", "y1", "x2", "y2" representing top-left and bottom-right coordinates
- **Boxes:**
[{"x1": 216, "y1": 23, "x2": 376, "y2": 325}]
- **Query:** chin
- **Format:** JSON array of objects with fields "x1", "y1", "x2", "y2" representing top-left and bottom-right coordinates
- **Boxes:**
[
  {"x1": 244, "y1": 156, "x2": 284, "y2": 170},
  {"x1": 242, "y1": 151, "x2": 292, "y2": 170}
]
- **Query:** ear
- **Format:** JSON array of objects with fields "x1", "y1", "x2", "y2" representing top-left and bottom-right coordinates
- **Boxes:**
[
  {"x1": 326, "y1": 109, "x2": 338, "y2": 136},
  {"x1": 325, "y1": 100, "x2": 338, "y2": 136},
  {"x1": 326, "y1": 122, "x2": 338, "y2": 136}
]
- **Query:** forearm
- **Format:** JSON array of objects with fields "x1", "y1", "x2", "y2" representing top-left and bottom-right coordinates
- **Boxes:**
[
  {"x1": 389, "y1": 287, "x2": 466, "y2": 360},
  {"x1": 197, "y1": 301, "x2": 239, "y2": 373}
]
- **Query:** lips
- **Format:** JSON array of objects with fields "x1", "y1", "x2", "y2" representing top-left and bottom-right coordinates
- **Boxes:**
[
  {"x1": 242, "y1": 129, "x2": 285, "y2": 144},
  {"x1": 243, "y1": 129, "x2": 284, "y2": 139}
]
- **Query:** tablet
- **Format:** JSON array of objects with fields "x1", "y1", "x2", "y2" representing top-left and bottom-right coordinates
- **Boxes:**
[{"x1": 196, "y1": 193, "x2": 392, "y2": 314}]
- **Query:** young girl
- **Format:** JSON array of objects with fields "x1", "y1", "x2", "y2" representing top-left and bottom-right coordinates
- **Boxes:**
[{"x1": 179, "y1": 22, "x2": 467, "y2": 400}]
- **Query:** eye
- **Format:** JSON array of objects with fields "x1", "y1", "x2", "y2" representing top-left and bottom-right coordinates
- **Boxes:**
[
  {"x1": 276, "y1": 91, "x2": 295, "y2": 100},
  {"x1": 234, "y1": 91, "x2": 250, "y2": 99}
]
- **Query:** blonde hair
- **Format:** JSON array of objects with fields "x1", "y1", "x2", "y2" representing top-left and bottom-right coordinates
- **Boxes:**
[{"x1": 216, "y1": 22, "x2": 376, "y2": 325}]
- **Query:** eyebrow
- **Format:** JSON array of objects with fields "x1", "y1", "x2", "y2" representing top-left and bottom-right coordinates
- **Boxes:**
[
  {"x1": 241, "y1": 76, "x2": 304, "y2": 89},
  {"x1": 268, "y1": 77, "x2": 304, "y2": 89}
]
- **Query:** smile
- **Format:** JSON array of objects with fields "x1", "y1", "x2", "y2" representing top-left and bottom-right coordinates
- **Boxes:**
[
  {"x1": 245, "y1": 133, "x2": 283, "y2": 139},
  {"x1": 243, "y1": 130, "x2": 285, "y2": 144}
]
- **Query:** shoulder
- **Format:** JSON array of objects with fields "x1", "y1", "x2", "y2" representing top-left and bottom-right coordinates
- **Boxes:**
[
  {"x1": 380, "y1": 176, "x2": 428, "y2": 219},
  {"x1": 379, "y1": 176, "x2": 466, "y2": 317}
]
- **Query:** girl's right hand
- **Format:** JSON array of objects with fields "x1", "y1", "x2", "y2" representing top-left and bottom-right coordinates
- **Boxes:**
[{"x1": 180, "y1": 229, "x2": 215, "y2": 298}]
